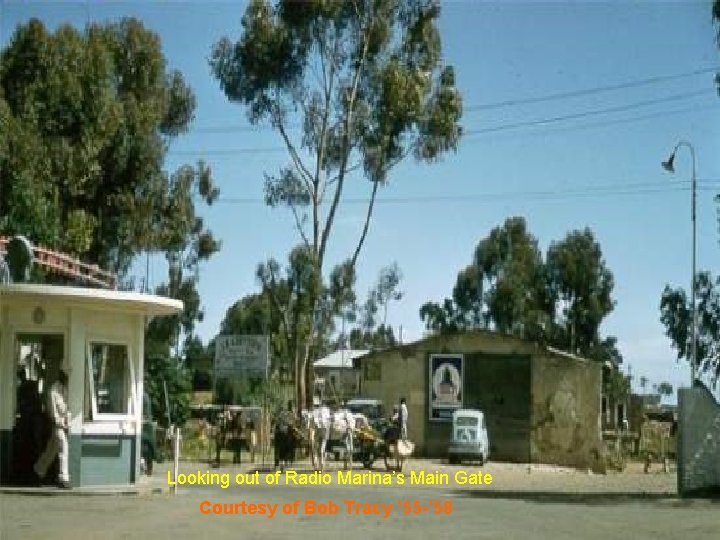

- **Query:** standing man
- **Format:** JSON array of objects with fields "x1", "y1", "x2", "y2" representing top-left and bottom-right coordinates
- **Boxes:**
[
  {"x1": 34, "y1": 370, "x2": 70, "y2": 489},
  {"x1": 399, "y1": 397, "x2": 408, "y2": 441}
]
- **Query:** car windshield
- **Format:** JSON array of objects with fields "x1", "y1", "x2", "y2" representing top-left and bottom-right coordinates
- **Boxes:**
[
  {"x1": 455, "y1": 416, "x2": 479, "y2": 427},
  {"x1": 348, "y1": 403, "x2": 380, "y2": 418}
]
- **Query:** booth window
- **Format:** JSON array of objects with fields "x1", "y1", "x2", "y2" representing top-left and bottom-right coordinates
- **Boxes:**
[{"x1": 86, "y1": 343, "x2": 133, "y2": 419}]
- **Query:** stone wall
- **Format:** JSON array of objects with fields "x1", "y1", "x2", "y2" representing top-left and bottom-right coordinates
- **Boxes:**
[
  {"x1": 462, "y1": 353, "x2": 531, "y2": 462},
  {"x1": 677, "y1": 386, "x2": 720, "y2": 496},
  {"x1": 530, "y1": 354, "x2": 604, "y2": 472},
  {"x1": 359, "y1": 331, "x2": 539, "y2": 457}
]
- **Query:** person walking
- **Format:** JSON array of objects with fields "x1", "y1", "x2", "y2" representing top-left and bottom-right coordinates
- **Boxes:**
[
  {"x1": 399, "y1": 397, "x2": 408, "y2": 441},
  {"x1": 34, "y1": 370, "x2": 71, "y2": 489}
]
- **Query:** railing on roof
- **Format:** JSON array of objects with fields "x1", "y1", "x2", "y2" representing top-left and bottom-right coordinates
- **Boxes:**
[{"x1": 0, "y1": 237, "x2": 117, "y2": 290}]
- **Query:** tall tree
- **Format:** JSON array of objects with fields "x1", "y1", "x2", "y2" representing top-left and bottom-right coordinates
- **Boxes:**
[
  {"x1": 421, "y1": 218, "x2": 618, "y2": 361},
  {"x1": 210, "y1": 0, "x2": 462, "y2": 407},
  {"x1": 0, "y1": 18, "x2": 220, "y2": 421},
  {"x1": 660, "y1": 271, "x2": 720, "y2": 384},
  {"x1": 546, "y1": 228, "x2": 614, "y2": 355},
  {"x1": 0, "y1": 18, "x2": 218, "y2": 276},
  {"x1": 421, "y1": 217, "x2": 551, "y2": 339},
  {"x1": 374, "y1": 262, "x2": 404, "y2": 328}
]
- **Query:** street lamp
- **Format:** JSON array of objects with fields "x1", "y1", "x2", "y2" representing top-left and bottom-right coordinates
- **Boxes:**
[{"x1": 661, "y1": 140, "x2": 697, "y2": 387}]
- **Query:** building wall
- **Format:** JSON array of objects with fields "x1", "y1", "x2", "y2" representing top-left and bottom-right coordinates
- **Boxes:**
[
  {"x1": 448, "y1": 353, "x2": 531, "y2": 461},
  {"x1": 530, "y1": 354, "x2": 603, "y2": 472},
  {"x1": 315, "y1": 367, "x2": 360, "y2": 402},
  {"x1": 360, "y1": 348, "x2": 428, "y2": 452},
  {"x1": 360, "y1": 331, "x2": 539, "y2": 457},
  {"x1": 677, "y1": 386, "x2": 720, "y2": 496}
]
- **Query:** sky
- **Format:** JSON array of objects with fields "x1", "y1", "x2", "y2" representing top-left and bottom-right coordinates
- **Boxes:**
[{"x1": 2, "y1": 0, "x2": 720, "y2": 400}]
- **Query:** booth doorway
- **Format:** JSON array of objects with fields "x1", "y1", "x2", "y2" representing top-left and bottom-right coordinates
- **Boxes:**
[{"x1": 10, "y1": 333, "x2": 65, "y2": 486}]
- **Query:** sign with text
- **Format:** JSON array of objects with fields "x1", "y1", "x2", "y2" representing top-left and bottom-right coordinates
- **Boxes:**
[
  {"x1": 429, "y1": 354, "x2": 463, "y2": 422},
  {"x1": 214, "y1": 335, "x2": 269, "y2": 378}
]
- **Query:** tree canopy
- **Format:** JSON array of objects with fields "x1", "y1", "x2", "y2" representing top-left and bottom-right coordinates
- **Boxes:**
[
  {"x1": 0, "y1": 18, "x2": 218, "y2": 276},
  {"x1": 420, "y1": 217, "x2": 618, "y2": 362},
  {"x1": 660, "y1": 271, "x2": 720, "y2": 384},
  {"x1": 0, "y1": 17, "x2": 221, "y2": 423},
  {"x1": 210, "y1": 0, "x2": 462, "y2": 407}
]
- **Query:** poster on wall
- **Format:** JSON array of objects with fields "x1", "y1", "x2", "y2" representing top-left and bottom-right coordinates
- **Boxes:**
[{"x1": 429, "y1": 354, "x2": 463, "y2": 422}]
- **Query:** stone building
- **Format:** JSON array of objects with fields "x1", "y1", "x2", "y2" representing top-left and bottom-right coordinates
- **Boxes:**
[
  {"x1": 355, "y1": 330, "x2": 604, "y2": 472},
  {"x1": 313, "y1": 349, "x2": 368, "y2": 404}
]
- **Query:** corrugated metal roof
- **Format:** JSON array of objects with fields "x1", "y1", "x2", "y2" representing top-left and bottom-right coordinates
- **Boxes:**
[{"x1": 313, "y1": 349, "x2": 369, "y2": 369}]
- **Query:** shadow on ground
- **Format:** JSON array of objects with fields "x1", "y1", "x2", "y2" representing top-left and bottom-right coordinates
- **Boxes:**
[{"x1": 451, "y1": 489, "x2": 720, "y2": 507}]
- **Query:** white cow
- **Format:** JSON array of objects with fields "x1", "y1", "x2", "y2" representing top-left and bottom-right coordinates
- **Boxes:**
[
  {"x1": 301, "y1": 406, "x2": 331, "y2": 470},
  {"x1": 302, "y1": 407, "x2": 369, "y2": 470},
  {"x1": 330, "y1": 409, "x2": 371, "y2": 470}
]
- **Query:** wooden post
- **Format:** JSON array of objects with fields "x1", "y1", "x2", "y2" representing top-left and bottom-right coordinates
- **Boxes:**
[{"x1": 172, "y1": 426, "x2": 181, "y2": 495}]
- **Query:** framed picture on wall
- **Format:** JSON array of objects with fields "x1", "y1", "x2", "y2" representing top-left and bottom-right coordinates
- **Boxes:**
[{"x1": 429, "y1": 354, "x2": 463, "y2": 422}]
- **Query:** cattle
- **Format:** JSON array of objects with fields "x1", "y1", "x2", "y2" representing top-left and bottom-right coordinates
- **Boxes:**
[
  {"x1": 273, "y1": 412, "x2": 305, "y2": 471},
  {"x1": 301, "y1": 407, "x2": 331, "y2": 471}
]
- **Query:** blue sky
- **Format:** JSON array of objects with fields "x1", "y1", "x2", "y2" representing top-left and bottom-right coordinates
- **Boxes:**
[{"x1": 3, "y1": 1, "x2": 720, "y2": 398}]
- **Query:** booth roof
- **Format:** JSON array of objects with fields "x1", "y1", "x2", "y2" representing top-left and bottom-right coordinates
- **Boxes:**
[{"x1": 0, "y1": 283, "x2": 183, "y2": 316}]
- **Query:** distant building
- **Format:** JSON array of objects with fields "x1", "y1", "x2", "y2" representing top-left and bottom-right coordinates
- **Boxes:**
[
  {"x1": 355, "y1": 330, "x2": 604, "y2": 472},
  {"x1": 313, "y1": 349, "x2": 369, "y2": 404}
]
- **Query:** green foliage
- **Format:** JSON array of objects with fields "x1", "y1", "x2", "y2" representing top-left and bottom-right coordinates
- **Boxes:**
[
  {"x1": 547, "y1": 228, "x2": 615, "y2": 354},
  {"x1": 144, "y1": 353, "x2": 192, "y2": 428},
  {"x1": 603, "y1": 368, "x2": 631, "y2": 403},
  {"x1": 0, "y1": 18, "x2": 218, "y2": 279},
  {"x1": 420, "y1": 217, "x2": 618, "y2": 360},
  {"x1": 210, "y1": 0, "x2": 462, "y2": 408},
  {"x1": 660, "y1": 271, "x2": 720, "y2": 382},
  {"x1": 348, "y1": 324, "x2": 397, "y2": 349}
]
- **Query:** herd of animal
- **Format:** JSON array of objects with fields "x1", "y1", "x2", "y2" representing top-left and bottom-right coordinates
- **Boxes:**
[{"x1": 204, "y1": 404, "x2": 408, "y2": 472}]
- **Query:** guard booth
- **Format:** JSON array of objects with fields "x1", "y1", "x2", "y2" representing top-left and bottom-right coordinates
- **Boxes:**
[{"x1": 0, "y1": 283, "x2": 182, "y2": 487}]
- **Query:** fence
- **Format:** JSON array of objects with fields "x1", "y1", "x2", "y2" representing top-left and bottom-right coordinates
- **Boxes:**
[{"x1": 677, "y1": 385, "x2": 720, "y2": 496}]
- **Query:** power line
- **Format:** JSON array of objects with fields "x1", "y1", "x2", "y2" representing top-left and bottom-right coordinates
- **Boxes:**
[
  {"x1": 190, "y1": 66, "x2": 720, "y2": 133},
  {"x1": 473, "y1": 104, "x2": 716, "y2": 142},
  {"x1": 463, "y1": 89, "x2": 710, "y2": 136},
  {"x1": 207, "y1": 181, "x2": 720, "y2": 206},
  {"x1": 168, "y1": 93, "x2": 715, "y2": 157},
  {"x1": 465, "y1": 66, "x2": 719, "y2": 111}
]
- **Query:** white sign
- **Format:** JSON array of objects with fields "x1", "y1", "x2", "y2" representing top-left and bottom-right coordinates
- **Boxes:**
[{"x1": 214, "y1": 335, "x2": 269, "y2": 378}]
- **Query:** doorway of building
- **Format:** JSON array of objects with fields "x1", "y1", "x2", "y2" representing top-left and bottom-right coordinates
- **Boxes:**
[{"x1": 10, "y1": 333, "x2": 64, "y2": 486}]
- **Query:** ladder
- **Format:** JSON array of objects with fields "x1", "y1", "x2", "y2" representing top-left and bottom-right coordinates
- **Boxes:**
[{"x1": 0, "y1": 237, "x2": 117, "y2": 289}]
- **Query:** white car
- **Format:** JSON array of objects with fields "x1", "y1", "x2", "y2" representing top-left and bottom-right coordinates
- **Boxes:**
[{"x1": 447, "y1": 409, "x2": 489, "y2": 465}]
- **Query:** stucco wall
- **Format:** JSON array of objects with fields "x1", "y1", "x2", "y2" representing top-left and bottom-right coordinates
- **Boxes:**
[
  {"x1": 677, "y1": 386, "x2": 720, "y2": 496},
  {"x1": 358, "y1": 332, "x2": 602, "y2": 468},
  {"x1": 530, "y1": 354, "x2": 603, "y2": 472},
  {"x1": 359, "y1": 331, "x2": 540, "y2": 457},
  {"x1": 455, "y1": 353, "x2": 530, "y2": 461}
]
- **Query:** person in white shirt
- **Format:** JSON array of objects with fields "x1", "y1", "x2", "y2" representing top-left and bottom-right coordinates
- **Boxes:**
[
  {"x1": 34, "y1": 370, "x2": 70, "y2": 489},
  {"x1": 399, "y1": 398, "x2": 408, "y2": 441}
]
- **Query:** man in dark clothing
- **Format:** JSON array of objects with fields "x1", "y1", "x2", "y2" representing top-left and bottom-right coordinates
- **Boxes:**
[{"x1": 14, "y1": 368, "x2": 42, "y2": 484}]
